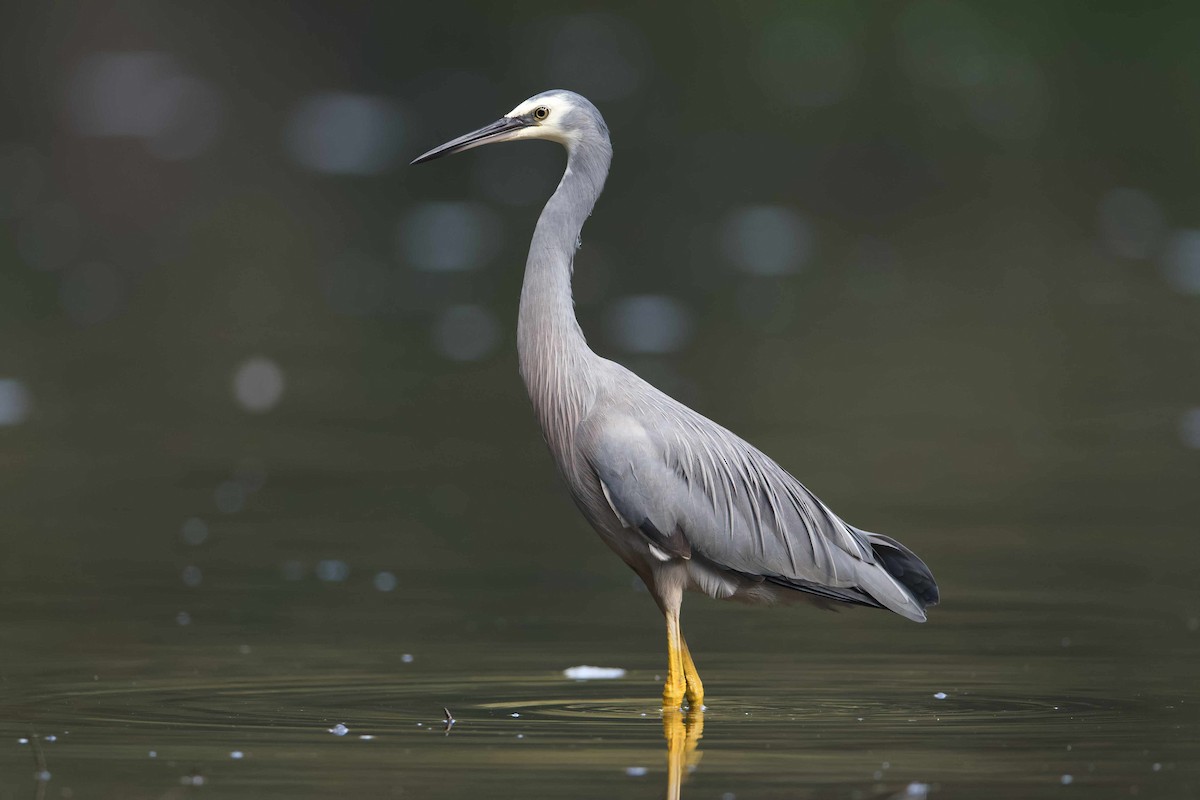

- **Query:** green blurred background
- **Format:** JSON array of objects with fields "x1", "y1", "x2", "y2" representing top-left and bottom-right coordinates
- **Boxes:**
[
  {"x1": 2, "y1": 0, "x2": 1196, "y2": 588},
  {"x1": 1, "y1": 2, "x2": 1199, "y2": 797}
]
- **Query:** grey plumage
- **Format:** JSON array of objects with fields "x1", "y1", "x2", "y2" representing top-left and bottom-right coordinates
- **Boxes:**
[{"x1": 412, "y1": 89, "x2": 938, "y2": 707}]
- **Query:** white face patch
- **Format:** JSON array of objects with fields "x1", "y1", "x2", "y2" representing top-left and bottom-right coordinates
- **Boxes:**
[
  {"x1": 506, "y1": 93, "x2": 575, "y2": 118},
  {"x1": 503, "y1": 93, "x2": 581, "y2": 147}
]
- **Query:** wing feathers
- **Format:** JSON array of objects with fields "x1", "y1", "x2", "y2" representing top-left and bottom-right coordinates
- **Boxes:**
[{"x1": 582, "y1": 397, "x2": 935, "y2": 620}]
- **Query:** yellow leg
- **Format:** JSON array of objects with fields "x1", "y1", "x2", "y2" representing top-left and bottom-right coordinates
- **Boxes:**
[
  {"x1": 663, "y1": 608, "x2": 687, "y2": 710},
  {"x1": 680, "y1": 636, "x2": 704, "y2": 709}
]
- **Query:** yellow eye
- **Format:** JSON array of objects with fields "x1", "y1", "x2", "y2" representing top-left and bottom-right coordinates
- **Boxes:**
[{"x1": 533, "y1": 106, "x2": 550, "y2": 121}]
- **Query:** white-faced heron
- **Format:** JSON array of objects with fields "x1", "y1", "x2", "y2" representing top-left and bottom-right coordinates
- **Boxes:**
[{"x1": 412, "y1": 90, "x2": 939, "y2": 710}]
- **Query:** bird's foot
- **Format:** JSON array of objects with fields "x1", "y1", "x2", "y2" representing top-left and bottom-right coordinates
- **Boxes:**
[{"x1": 662, "y1": 677, "x2": 687, "y2": 711}]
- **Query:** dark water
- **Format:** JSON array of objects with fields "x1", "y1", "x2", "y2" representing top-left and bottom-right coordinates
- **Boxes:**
[{"x1": 2, "y1": 428, "x2": 1197, "y2": 798}]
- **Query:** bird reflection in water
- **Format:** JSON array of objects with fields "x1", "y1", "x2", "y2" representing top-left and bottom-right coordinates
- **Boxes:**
[{"x1": 662, "y1": 708, "x2": 704, "y2": 799}]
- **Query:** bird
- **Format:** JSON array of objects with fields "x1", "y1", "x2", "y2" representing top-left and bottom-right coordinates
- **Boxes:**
[{"x1": 411, "y1": 90, "x2": 939, "y2": 710}]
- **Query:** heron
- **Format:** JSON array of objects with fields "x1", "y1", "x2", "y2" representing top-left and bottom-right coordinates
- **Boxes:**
[{"x1": 412, "y1": 90, "x2": 939, "y2": 710}]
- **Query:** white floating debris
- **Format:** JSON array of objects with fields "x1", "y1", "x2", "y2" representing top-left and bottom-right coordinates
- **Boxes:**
[
  {"x1": 35, "y1": 770, "x2": 51, "y2": 782},
  {"x1": 564, "y1": 665, "x2": 627, "y2": 680},
  {"x1": 625, "y1": 767, "x2": 648, "y2": 777},
  {"x1": 149, "y1": 751, "x2": 157, "y2": 758},
  {"x1": 510, "y1": 712, "x2": 521, "y2": 718},
  {"x1": 17, "y1": 737, "x2": 29, "y2": 744},
  {"x1": 181, "y1": 774, "x2": 205, "y2": 786},
  {"x1": 359, "y1": 735, "x2": 375, "y2": 741},
  {"x1": 329, "y1": 723, "x2": 349, "y2": 736},
  {"x1": 401, "y1": 653, "x2": 414, "y2": 663},
  {"x1": 230, "y1": 750, "x2": 244, "y2": 759},
  {"x1": 1152, "y1": 763, "x2": 1162, "y2": 772},
  {"x1": 933, "y1": 692, "x2": 948, "y2": 700},
  {"x1": 1060, "y1": 774, "x2": 1073, "y2": 785},
  {"x1": 44, "y1": 734, "x2": 57, "y2": 742},
  {"x1": 905, "y1": 782, "x2": 930, "y2": 798},
  {"x1": 516, "y1": 734, "x2": 524, "y2": 739}
]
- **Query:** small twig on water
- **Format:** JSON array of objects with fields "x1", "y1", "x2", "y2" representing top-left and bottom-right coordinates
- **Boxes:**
[{"x1": 30, "y1": 732, "x2": 48, "y2": 800}]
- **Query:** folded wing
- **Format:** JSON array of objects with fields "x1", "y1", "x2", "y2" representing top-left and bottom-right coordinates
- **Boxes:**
[{"x1": 582, "y1": 399, "x2": 934, "y2": 622}]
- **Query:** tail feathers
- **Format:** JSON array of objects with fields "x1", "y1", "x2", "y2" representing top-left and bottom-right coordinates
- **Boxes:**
[
  {"x1": 744, "y1": 528, "x2": 939, "y2": 624},
  {"x1": 860, "y1": 529, "x2": 940, "y2": 610}
]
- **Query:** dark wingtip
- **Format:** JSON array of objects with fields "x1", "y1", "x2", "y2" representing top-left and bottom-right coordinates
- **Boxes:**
[{"x1": 860, "y1": 530, "x2": 940, "y2": 610}]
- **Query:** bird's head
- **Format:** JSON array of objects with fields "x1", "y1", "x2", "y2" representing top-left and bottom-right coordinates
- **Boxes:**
[{"x1": 410, "y1": 89, "x2": 608, "y2": 165}]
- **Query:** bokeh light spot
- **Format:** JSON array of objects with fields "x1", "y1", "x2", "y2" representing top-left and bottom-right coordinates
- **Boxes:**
[
  {"x1": 0, "y1": 379, "x2": 33, "y2": 426},
  {"x1": 316, "y1": 559, "x2": 350, "y2": 583},
  {"x1": 66, "y1": 51, "x2": 223, "y2": 159},
  {"x1": 232, "y1": 357, "x2": 285, "y2": 413},
  {"x1": 1162, "y1": 229, "x2": 1200, "y2": 295},
  {"x1": 721, "y1": 206, "x2": 812, "y2": 276},
  {"x1": 606, "y1": 295, "x2": 693, "y2": 355},
  {"x1": 285, "y1": 93, "x2": 405, "y2": 175},
  {"x1": 398, "y1": 202, "x2": 500, "y2": 272},
  {"x1": 180, "y1": 517, "x2": 209, "y2": 546},
  {"x1": 1178, "y1": 408, "x2": 1200, "y2": 449}
]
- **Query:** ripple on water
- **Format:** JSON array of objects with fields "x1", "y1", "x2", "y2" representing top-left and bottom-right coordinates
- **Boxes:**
[
  {"x1": 5, "y1": 666, "x2": 1195, "y2": 799},
  {"x1": 16, "y1": 668, "x2": 1143, "y2": 740}
]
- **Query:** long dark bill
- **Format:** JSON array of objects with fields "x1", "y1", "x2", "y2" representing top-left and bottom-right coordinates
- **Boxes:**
[{"x1": 410, "y1": 116, "x2": 529, "y2": 165}]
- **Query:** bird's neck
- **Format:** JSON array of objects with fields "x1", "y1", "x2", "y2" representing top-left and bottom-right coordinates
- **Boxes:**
[{"x1": 518, "y1": 138, "x2": 611, "y2": 447}]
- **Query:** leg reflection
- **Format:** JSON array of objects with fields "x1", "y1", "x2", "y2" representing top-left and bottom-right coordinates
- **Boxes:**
[{"x1": 662, "y1": 708, "x2": 704, "y2": 800}]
